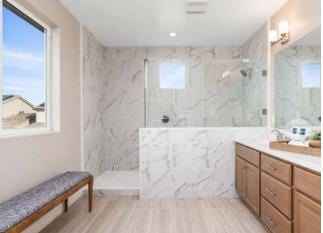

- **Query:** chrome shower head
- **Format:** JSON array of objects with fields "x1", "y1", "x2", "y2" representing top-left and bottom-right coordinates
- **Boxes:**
[
  {"x1": 240, "y1": 68, "x2": 252, "y2": 77},
  {"x1": 240, "y1": 69, "x2": 248, "y2": 77}
]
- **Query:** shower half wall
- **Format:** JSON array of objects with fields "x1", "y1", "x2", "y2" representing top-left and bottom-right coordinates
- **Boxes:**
[{"x1": 82, "y1": 24, "x2": 268, "y2": 181}]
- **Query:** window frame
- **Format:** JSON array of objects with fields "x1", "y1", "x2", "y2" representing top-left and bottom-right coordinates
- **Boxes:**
[{"x1": 0, "y1": 0, "x2": 53, "y2": 136}]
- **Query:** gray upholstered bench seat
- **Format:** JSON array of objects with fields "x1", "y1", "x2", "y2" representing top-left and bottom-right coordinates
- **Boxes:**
[{"x1": 0, "y1": 171, "x2": 91, "y2": 233}]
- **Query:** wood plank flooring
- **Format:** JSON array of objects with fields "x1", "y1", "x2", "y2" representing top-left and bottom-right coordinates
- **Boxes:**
[{"x1": 40, "y1": 196, "x2": 267, "y2": 233}]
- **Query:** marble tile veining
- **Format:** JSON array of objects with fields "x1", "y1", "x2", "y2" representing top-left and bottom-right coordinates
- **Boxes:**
[
  {"x1": 82, "y1": 23, "x2": 268, "y2": 175},
  {"x1": 145, "y1": 24, "x2": 268, "y2": 128},
  {"x1": 275, "y1": 45, "x2": 321, "y2": 127},
  {"x1": 140, "y1": 128, "x2": 269, "y2": 198}
]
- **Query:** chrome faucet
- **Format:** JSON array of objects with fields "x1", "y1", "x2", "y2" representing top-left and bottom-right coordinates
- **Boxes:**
[{"x1": 271, "y1": 129, "x2": 284, "y2": 141}]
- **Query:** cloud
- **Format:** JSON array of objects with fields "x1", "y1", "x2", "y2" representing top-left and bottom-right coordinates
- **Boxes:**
[
  {"x1": 3, "y1": 85, "x2": 24, "y2": 91},
  {"x1": 159, "y1": 63, "x2": 186, "y2": 89},
  {"x1": 3, "y1": 47, "x2": 45, "y2": 72},
  {"x1": 3, "y1": 74, "x2": 45, "y2": 105},
  {"x1": 3, "y1": 50, "x2": 44, "y2": 63}
]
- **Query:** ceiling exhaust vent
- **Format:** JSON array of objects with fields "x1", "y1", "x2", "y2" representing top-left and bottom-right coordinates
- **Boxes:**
[
  {"x1": 186, "y1": 10, "x2": 205, "y2": 14},
  {"x1": 186, "y1": 0, "x2": 207, "y2": 14}
]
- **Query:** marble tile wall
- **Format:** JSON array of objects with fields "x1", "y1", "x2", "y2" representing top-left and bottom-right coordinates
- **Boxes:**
[
  {"x1": 82, "y1": 23, "x2": 268, "y2": 174},
  {"x1": 146, "y1": 24, "x2": 268, "y2": 127},
  {"x1": 145, "y1": 49, "x2": 244, "y2": 127},
  {"x1": 101, "y1": 47, "x2": 244, "y2": 171},
  {"x1": 82, "y1": 27, "x2": 109, "y2": 176},
  {"x1": 140, "y1": 128, "x2": 268, "y2": 197},
  {"x1": 275, "y1": 45, "x2": 321, "y2": 127}
]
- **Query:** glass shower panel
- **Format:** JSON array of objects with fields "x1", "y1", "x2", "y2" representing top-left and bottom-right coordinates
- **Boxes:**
[
  {"x1": 145, "y1": 59, "x2": 202, "y2": 127},
  {"x1": 145, "y1": 58, "x2": 267, "y2": 127}
]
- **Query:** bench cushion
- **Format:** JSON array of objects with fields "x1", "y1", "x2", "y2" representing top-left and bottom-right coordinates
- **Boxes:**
[{"x1": 0, "y1": 171, "x2": 90, "y2": 232}]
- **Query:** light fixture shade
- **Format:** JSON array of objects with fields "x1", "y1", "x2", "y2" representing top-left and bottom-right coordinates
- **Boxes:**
[
  {"x1": 278, "y1": 21, "x2": 289, "y2": 35},
  {"x1": 169, "y1": 32, "x2": 177, "y2": 37},
  {"x1": 269, "y1": 30, "x2": 278, "y2": 43}
]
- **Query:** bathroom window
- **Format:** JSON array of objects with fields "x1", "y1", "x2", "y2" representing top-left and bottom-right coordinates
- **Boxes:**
[
  {"x1": 302, "y1": 63, "x2": 321, "y2": 88},
  {"x1": 159, "y1": 62, "x2": 185, "y2": 89},
  {"x1": 1, "y1": 0, "x2": 52, "y2": 132}
]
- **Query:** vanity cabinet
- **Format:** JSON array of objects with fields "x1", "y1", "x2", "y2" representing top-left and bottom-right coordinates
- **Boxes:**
[
  {"x1": 235, "y1": 143, "x2": 321, "y2": 233},
  {"x1": 294, "y1": 191, "x2": 320, "y2": 233},
  {"x1": 261, "y1": 171, "x2": 292, "y2": 219},
  {"x1": 294, "y1": 167, "x2": 321, "y2": 233},
  {"x1": 260, "y1": 154, "x2": 292, "y2": 233},
  {"x1": 235, "y1": 157, "x2": 246, "y2": 197},
  {"x1": 261, "y1": 154, "x2": 292, "y2": 185},
  {"x1": 235, "y1": 144, "x2": 260, "y2": 216},
  {"x1": 261, "y1": 197, "x2": 292, "y2": 233}
]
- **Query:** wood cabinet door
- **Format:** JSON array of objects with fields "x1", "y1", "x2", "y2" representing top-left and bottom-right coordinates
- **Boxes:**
[
  {"x1": 294, "y1": 191, "x2": 321, "y2": 233},
  {"x1": 245, "y1": 162, "x2": 260, "y2": 216},
  {"x1": 236, "y1": 157, "x2": 246, "y2": 198}
]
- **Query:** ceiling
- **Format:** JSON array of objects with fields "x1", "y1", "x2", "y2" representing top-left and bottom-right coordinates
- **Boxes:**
[{"x1": 59, "y1": 0, "x2": 287, "y2": 47}]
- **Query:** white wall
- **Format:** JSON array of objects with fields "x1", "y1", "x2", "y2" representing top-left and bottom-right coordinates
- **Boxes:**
[
  {"x1": 0, "y1": 0, "x2": 82, "y2": 232},
  {"x1": 81, "y1": 27, "x2": 108, "y2": 177}
]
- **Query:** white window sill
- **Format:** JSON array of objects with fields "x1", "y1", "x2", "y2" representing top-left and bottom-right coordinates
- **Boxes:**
[{"x1": 0, "y1": 128, "x2": 60, "y2": 139}]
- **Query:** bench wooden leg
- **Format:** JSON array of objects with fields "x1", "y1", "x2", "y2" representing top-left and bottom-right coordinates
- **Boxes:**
[
  {"x1": 88, "y1": 175, "x2": 93, "y2": 212},
  {"x1": 64, "y1": 198, "x2": 68, "y2": 212}
]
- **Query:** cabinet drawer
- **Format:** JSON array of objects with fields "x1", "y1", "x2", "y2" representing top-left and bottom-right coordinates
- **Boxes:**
[
  {"x1": 261, "y1": 172, "x2": 292, "y2": 219},
  {"x1": 261, "y1": 154, "x2": 292, "y2": 185},
  {"x1": 261, "y1": 197, "x2": 292, "y2": 233},
  {"x1": 236, "y1": 144, "x2": 260, "y2": 167},
  {"x1": 294, "y1": 167, "x2": 321, "y2": 203}
]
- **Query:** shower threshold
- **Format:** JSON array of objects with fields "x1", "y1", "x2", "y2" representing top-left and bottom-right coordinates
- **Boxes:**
[{"x1": 94, "y1": 170, "x2": 139, "y2": 196}]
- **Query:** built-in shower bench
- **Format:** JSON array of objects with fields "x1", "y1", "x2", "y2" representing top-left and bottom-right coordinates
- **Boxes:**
[{"x1": 0, "y1": 171, "x2": 93, "y2": 233}]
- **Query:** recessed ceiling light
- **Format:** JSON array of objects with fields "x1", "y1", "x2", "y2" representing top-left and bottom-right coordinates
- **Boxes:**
[{"x1": 169, "y1": 32, "x2": 177, "y2": 37}]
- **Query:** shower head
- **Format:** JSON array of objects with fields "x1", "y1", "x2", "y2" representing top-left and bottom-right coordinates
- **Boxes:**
[
  {"x1": 240, "y1": 68, "x2": 252, "y2": 77},
  {"x1": 240, "y1": 69, "x2": 248, "y2": 77}
]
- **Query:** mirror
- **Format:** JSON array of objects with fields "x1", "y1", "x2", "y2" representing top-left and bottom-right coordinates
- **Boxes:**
[{"x1": 274, "y1": 27, "x2": 321, "y2": 128}]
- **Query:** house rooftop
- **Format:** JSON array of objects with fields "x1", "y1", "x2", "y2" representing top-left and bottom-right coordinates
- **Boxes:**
[{"x1": 2, "y1": 95, "x2": 15, "y2": 101}]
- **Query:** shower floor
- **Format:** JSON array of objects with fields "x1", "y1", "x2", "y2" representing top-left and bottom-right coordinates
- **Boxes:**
[{"x1": 94, "y1": 170, "x2": 139, "y2": 196}]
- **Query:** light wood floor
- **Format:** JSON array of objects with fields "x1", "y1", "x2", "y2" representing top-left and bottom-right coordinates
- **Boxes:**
[{"x1": 41, "y1": 196, "x2": 267, "y2": 233}]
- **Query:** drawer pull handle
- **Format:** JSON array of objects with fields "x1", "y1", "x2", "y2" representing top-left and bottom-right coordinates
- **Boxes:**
[
  {"x1": 264, "y1": 187, "x2": 276, "y2": 196},
  {"x1": 265, "y1": 216, "x2": 276, "y2": 226},
  {"x1": 265, "y1": 164, "x2": 277, "y2": 171}
]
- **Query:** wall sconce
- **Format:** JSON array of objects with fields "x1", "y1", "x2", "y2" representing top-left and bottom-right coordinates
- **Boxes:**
[{"x1": 269, "y1": 20, "x2": 289, "y2": 46}]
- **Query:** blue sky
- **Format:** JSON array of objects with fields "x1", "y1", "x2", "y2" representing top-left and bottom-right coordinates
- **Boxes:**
[
  {"x1": 3, "y1": 6, "x2": 45, "y2": 106},
  {"x1": 302, "y1": 63, "x2": 321, "y2": 88},
  {"x1": 159, "y1": 63, "x2": 185, "y2": 89}
]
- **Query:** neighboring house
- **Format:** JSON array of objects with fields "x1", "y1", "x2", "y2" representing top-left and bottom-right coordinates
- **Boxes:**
[{"x1": 2, "y1": 95, "x2": 45, "y2": 129}]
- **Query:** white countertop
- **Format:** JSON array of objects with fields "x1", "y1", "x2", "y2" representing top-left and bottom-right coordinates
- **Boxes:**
[{"x1": 234, "y1": 140, "x2": 321, "y2": 173}]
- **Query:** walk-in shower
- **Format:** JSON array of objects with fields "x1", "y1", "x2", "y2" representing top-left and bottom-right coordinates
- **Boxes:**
[{"x1": 144, "y1": 56, "x2": 267, "y2": 128}]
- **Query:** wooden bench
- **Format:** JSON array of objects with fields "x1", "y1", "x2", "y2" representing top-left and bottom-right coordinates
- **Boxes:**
[{"x1": 0, "y1": 172, "x2": 93, "y2": 233}]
